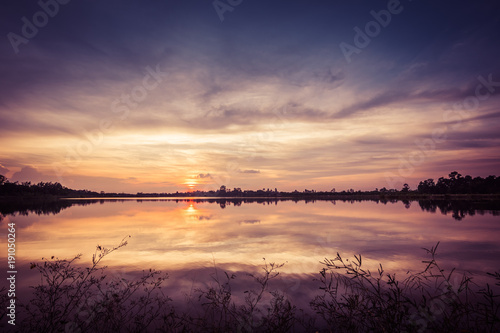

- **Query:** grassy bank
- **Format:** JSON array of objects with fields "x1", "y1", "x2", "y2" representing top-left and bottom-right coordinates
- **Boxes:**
[{"x1": 1, "y1": 239, "x2": 499, "y2": 332}]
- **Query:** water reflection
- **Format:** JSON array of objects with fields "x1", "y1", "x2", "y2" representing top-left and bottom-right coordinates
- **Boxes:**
[
  {"x1": 2, "y1": 197, "x2": 500, "y2": 221},
  {"x1": 2, "y1": 198, "x2": 499, "y2": 274},
  {"x1": 2, "y1": 198, "x2": 500, "y2": 328},
  {"x1": 418, "y1": 199, "x2": 500, "y2": 220}
]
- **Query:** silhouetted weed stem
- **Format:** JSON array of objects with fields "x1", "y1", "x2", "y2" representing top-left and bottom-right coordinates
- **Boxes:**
[{"x1": 1, "y1": 239, "x2": 498, "y2": 332}]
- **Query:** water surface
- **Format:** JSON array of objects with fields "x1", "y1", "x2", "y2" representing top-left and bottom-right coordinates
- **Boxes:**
[{"x1": 2, "y1": 198, "x2": 500, "y2": 306}]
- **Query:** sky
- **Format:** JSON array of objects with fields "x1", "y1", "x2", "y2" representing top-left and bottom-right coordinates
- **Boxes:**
[{"x1": 1, "y1": 0, "x2": 499, "y2": 193}]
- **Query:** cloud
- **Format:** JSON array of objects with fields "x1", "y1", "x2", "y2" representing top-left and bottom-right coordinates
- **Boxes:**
[
  {"x1": 450, "y1": 110, "x2": 500, "y2": 125},
  {"x1": 1, "y1": 0, "x2": 499, "y2": 192},
  {"x1": 239, "y1": 219, "x2": 261, "y2": 224},
  {"x1": 6, "y1": 165, "x2": 178, "y2": 193},
  {"x1": 333, "y1": 87, "x2": 470, "y2": 119},
  {"x1": 195, "y1": 173, "x2": 213, "y2": 179},
  {"x1": 11, "y1": 166, "x2": 49, "y2": 183},
  {"x1": 0, "y1": 163, "x2": 9, "y2": 176},
  {"x1": 238, "y1": 169, "x2": 260, "y2": 174},
  {"x1": 312, "y1": 67, "x2": 345, "y2": 86}
]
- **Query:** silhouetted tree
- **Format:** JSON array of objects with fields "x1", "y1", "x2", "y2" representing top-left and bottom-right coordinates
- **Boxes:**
[
  {"x1": 0, "y1": 175, "x2": 99, "y2": 197},
  {"x1": 418, "y1": 179, "x2": 435, "y2": 193},
  {"x1": 417, "y1": 172, "x2": 499, "y2": 194}
]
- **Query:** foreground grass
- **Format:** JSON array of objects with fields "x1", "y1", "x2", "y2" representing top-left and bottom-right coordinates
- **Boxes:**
[{"x1": 1, "y1": 239, "x2": 499, "y2": 332}]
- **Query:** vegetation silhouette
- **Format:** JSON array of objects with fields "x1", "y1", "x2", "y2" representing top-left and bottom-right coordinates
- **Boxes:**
[
  {"x1": 417, "y1": 171, "x2": 500, "y2": 194},
  {"x1": 0, "y1": 197, "x2": 499, "y2": 222},
  {"x1": 1, "y1": 171, "x2": 499, "y2": 199},
  {"x1": 1, "y1": 171, "x2": 499, "y2": 222},
  {"x1": 1, "y1": 239, "x2": 499, "y2": 332},
  {"x1": 0, "y1": 176, "x2": 99, "y2": 197}
]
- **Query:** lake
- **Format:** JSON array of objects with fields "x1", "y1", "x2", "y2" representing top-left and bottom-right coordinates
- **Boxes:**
[{"x1": 2, "y1": 198, "x2": 500, "y2": 331}]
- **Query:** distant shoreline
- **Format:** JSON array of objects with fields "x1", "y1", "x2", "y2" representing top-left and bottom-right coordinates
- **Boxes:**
[
  {"x1": 67, "y1": 193, "x2": 500, "y2": 200},
  {"x1": 2, "y1": 193, "x2": 500, "y2": 202},
  {"x1": 2, "y1": 171, "x2": 499, "y2": 203}
]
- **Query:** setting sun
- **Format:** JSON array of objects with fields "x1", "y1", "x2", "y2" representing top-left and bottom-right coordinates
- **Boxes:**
[{"x1": 183, "y1": 179, "x2": 198, "y2": 190}]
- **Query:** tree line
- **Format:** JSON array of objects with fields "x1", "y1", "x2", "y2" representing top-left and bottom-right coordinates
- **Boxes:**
[
  {"x1": 416, "y1": 171, "x2": 500, "y2": 194},
  {"x1": 0, "y1": 175, "x2": 98, "y2": 197},
  {"x1": 1, "y1": 171, "x2": 499, "y2": 197}
]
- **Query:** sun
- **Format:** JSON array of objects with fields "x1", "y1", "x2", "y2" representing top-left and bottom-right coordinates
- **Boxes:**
[{"x1": 183, "y1": 179, "x2": 198, "y2": 191}]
